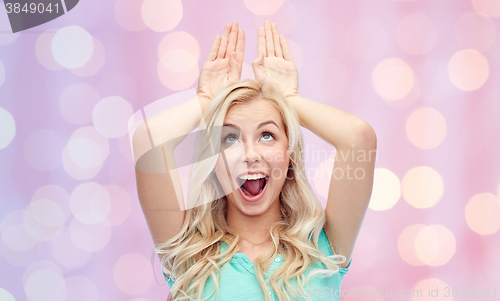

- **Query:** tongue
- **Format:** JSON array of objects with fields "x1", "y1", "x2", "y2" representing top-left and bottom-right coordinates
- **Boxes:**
[{"x1": 242, "y1": 179, "x2": 265, "y2": 196}]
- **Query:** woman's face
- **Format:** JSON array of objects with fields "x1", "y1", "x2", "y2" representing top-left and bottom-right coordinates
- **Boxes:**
[{"x1": 213, "y1": 98, "x2": 290, "y2": 216}]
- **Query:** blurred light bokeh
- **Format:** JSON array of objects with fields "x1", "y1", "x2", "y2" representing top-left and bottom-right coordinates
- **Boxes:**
[{"x1": 1, "y1": 0, "x2": 499, "y2": 300}]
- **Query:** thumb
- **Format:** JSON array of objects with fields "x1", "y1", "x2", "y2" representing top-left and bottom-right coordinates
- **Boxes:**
[
  {"x1": 252, "y1": 51, "x2": 264, "y2": 67},
  {"x1": 251, "y1": 52, "x2": 266, "y2": 83}
]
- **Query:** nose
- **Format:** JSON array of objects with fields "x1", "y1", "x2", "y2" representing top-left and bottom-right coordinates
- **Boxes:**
[{"x1": 242, "y1": 142, "x2": 261, "y2": 163}]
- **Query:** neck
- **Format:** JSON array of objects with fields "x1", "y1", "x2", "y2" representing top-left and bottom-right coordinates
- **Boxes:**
[{"x1": 226, "y1": 198, "x2": 282, "y2": 245}]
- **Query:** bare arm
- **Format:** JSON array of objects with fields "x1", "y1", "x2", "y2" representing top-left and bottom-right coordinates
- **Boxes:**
[
  {"x1": 288, "y1": 94, "x2": 376, "y2": 268},
  {"x1": 253, "y1": 20, "x2": 377, "y2": 268},
  {"x1": 132, "y1": 94, "x2": 209, "y2": 246},
  {"x1": 132, "y1": 21, "x2": 245, "y2": 248}
]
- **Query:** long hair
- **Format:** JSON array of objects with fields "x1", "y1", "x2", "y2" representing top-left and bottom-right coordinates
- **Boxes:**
[{"x1": 156, "y1": 80, "x2": 346, "y2": 301}]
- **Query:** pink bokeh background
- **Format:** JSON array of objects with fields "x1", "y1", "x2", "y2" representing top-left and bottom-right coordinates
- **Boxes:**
[{"x1": 1, "y1": 0, "x2": 500, "y2": 300}]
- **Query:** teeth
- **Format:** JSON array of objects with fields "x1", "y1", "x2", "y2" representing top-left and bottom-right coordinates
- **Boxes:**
[{"x1": 238, "y1": 173, "x2": 266, "y2": 180}]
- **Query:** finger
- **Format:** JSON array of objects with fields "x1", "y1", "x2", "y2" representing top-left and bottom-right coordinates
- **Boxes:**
[
  {"x1": 207, "y1": 35, "x2": 221, "y2": 61},
  {"x1": 257, "y1": 27, "x2": 266, "y2": 57},
  {"x1": 252, "y1": 52, "x2": 266, "y2": 82},
  {"x1": 251, "y1": 51, "x2": 264, "y2": 67},
  {"x1": 251, "y1": 52, "x2": 262, "y2": 70},
  {"x1": 235, "y1": 29, "x2": 245, "y2": 64},
  {"x1": 225, "y1": 21, "x2": 238, "y2": 58},
  {"x1": 264, "y1": 20, "x2": 274, "y2": 56},
  {"x1": 271, "y1": 23, "x2": 282, "y2": 58},
  {"x1": 280, "y1": 35, "x2": 294, "y2": 61},
  {"x1": 217, "y1": 24, "x2": 231, "y2": 59},
  {"x1": 251, "y1": 52, "x2": 265, "y2": 77}
]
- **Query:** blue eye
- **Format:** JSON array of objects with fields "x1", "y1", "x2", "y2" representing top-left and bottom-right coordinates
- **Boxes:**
[
  {"x1": 261, "y1": 132, "x2": 275, "y2": 141},
  {"x1": 223, "y1": 134, "x2": 238, "y2": 144}
]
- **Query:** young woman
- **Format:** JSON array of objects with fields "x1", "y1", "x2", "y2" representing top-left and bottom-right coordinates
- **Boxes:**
[{"x1": 133, "y1": 21, "x2": 377, "y2": 301}]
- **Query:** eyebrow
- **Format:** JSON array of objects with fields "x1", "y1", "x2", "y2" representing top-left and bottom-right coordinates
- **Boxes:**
[
  {"x1": 258, "y1": 120, "x2": 279, "y2": 129},
  {"x1": 222, "y1": 123, "x2": 240, "y2": 131},
  {"x1": 223, "y1": 120, "x2": 279, "y2": 131}
]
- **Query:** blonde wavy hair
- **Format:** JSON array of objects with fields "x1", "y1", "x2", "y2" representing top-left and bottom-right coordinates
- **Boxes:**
[{"x1": 156, "y1": 80, "x2": 346, "y2": 301}]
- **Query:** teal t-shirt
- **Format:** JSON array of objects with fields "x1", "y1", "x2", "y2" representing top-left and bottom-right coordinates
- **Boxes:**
[{"x1": 164, "y1": 228, "x2": 351, "y2": 300}]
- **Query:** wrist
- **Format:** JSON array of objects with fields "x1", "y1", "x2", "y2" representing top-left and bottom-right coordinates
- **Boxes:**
[
  {"x1": 286, "y1": 93, "x2": 302, "y2": 103},
  {"x1": 196, "y1": 93, "x2": 211, "y2": 103},
  {"x1": 195, "y1": 94, "x2": 211, "y2": 114}
]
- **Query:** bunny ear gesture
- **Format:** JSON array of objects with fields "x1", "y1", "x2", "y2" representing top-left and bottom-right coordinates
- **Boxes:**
[
  {"x1": 252, "y1": 21, "x2": 298, "y2": 99},
  {"x1": 198, "y1": 21, "x2": 245, "y2": 102},
  {"x1": 197, "y1": 20, "x2": 298, "y2": 102}
]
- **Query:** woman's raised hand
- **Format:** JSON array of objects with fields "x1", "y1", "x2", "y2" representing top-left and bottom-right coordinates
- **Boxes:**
[
  {"x1": 197, "y1": 21, "x2": 245, "y2": 102},
  {"x1": 252, "y1": 21, "x2": 299, "y2": 99}
]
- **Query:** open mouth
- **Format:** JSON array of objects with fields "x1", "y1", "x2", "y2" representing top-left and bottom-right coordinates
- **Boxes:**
[{"x1": 237, "y1": 175, "x2": 269, "y2": 198}]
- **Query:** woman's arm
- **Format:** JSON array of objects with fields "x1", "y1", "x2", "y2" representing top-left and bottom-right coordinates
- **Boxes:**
[
  {"x1": 287, "y1": 95, "x2": 376, "y2": 149},
  {"x1": 253, "y1": 21, "x2": 377, "y2": 268},
  {"x1": 132, "y1": 94, "x2": 209, "y2": 248},
  {"x1": 133, "y1": 21, "x2": 245, "y2": 247},
  {"x1": 290, "y1": 93, "x2": 376, "y2": 268}
]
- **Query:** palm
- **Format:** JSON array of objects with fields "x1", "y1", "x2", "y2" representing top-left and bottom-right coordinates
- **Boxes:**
[
  {"x1": 197, "y1": 22, "x2": 245, "y2": 102},
  {"x1": 252, "y1": 21, "x2": 299, "y2": 99},
  {"x1": 198, "y1": 59, "x2": 240, "y2": 100},
  {"x1": 254, "y1": 56, "x2": 298, "y2": 98}
]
